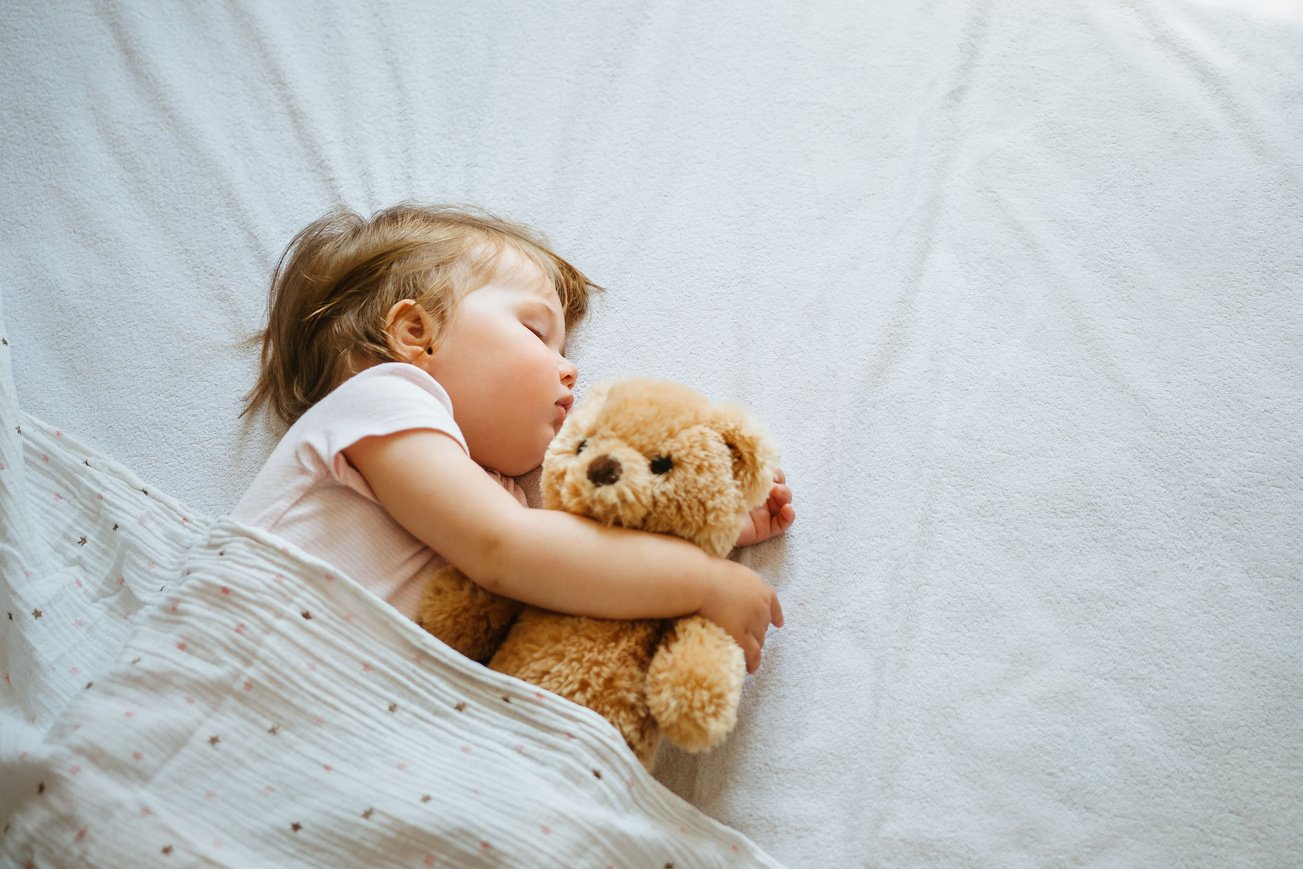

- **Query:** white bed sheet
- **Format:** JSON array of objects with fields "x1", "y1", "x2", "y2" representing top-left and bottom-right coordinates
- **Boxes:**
[{"x1": 3, "y1": 1, "x2": 1302, "y2": 866}]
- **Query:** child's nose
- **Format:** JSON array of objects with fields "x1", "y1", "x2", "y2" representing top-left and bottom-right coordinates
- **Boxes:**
[{"x1": 559, "y1": 357, "x2": 578, "y2": 387}]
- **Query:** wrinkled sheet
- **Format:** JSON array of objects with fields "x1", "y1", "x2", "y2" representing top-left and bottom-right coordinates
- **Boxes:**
[{"x1": 2, "y1": 1, "x2": 1302, "y2": 865}]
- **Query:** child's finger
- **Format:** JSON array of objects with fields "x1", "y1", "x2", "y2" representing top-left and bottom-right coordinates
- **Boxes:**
[{"x1": 767, "y1": 485, "x2": 790, "y2": 514}]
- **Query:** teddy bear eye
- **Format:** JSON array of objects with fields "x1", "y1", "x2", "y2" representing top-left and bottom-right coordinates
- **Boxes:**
[
  {"x1": 576, "y1": 439, "x2": 587, "y2": 455},
  {"x1": 649, "y1": 455, "x2": 673, "y2": 475}
]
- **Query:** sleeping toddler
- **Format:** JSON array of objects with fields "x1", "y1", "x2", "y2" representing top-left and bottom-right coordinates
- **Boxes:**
[{"x1": 233, "y1": 204, "x2": 794, "y2": 672}]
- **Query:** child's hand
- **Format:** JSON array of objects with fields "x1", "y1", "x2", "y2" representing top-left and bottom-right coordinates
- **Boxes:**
[
  {"x1": 698, "y1": 560, "x2": 784, "y2": 673},
  {"x1": 734, "y1": 468, "x2": 796, "y2": 548}
]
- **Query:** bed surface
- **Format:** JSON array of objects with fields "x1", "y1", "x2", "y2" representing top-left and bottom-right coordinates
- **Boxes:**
[{"x1": 3, "y1": 2, "x2": 1301, "y2": 865}]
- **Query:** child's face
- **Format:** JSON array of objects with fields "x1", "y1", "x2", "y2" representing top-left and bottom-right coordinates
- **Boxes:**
[{"x1": 421, "y1": 247, "x2": 578, "y2": 476}]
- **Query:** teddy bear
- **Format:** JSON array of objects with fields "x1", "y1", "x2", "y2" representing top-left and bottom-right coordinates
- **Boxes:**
[{"x1": 416, "y1": 377, "x2": 778, "y2": 769}]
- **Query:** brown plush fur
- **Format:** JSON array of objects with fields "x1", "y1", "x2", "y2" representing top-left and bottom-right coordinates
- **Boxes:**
[{"x1": 416, "y1": 377, "x2": 777, "y2": 769}]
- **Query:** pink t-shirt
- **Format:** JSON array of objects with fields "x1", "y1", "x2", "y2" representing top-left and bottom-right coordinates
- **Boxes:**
[{"x1": 231, "y1": 362, "x2": 526, "y2": 618}]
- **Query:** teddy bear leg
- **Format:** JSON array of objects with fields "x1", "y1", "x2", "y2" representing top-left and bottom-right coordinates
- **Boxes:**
[
  {"x1": 490, "y1": 610, "x2": 662, "y2": 768},
  {"x1": 416, "y1": 566, "x2": 522, "y2": 664},
  {"x1": 645, "y1": 616, "x2": 746, "y2": 753}
]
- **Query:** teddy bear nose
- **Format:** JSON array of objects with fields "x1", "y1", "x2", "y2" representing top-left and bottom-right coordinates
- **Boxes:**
[{"x1": 586, "y1": 454, "x2": 623, "y2": 487}]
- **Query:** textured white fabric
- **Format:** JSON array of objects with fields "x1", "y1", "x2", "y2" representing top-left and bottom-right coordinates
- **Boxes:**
[
  {"x1": 232, "y1": 362, "x2": 468, "y2": 619},
  {"x1": 2, "y1": 1, "x2": 1302, "y2": 866},
  {"x1": 0, "y1": 323, "x2": 779, "y2": 867}
]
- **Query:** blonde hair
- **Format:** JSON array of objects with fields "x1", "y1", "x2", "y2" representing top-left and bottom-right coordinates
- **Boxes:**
[{"x1": 242, "y1": 203, "x2": 600, "y2": 426}]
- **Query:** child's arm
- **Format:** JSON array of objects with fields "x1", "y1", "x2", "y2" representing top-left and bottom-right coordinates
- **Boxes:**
[{"x1": 346, "y1": 429, "x2": 783, "y2": 671}]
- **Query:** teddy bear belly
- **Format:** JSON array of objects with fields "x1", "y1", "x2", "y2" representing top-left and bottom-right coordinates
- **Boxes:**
[{"x1": 489, "y1": 611, "x2": 662, "y2": 763}]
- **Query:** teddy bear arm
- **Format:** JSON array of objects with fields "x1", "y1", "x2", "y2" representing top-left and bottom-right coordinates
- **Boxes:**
[{"x1": 416, "y1": 565, "x2": 523, "y2": 664}]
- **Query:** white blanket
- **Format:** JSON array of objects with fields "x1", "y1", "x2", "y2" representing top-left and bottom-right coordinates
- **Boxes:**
[{"x1": 3, "y1": 1, "x2": 1302, "y2": 865}]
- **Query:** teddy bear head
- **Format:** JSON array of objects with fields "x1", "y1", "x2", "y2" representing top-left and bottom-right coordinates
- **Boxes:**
[{"x1": 541, "y1": 378, "x2": 777, "y2": 558}]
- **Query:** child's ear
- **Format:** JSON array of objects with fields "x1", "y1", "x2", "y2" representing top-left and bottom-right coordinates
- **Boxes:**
[
  {"x1": 384, "y1": 299, "x2": 435, "y2": 361},
  {"x1": 710, "y1": 406, "x2": 776, "y2": 505}
]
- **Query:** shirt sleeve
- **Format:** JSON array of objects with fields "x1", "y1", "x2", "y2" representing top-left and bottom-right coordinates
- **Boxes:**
[{"x1": 294, "y1": 363, "x2": 468, "y2": 502}]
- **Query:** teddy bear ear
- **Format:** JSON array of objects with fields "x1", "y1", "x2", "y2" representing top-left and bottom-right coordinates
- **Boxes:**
[
  {"x1": 562, "y1": 380, "x2": 615, "y2": 429},
  {"x1": 710, "y1": 405, "x2": 777, "y2": 507},
  {"x1": 578, "y1": 380, "x2": 614, "y2": 409}
]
